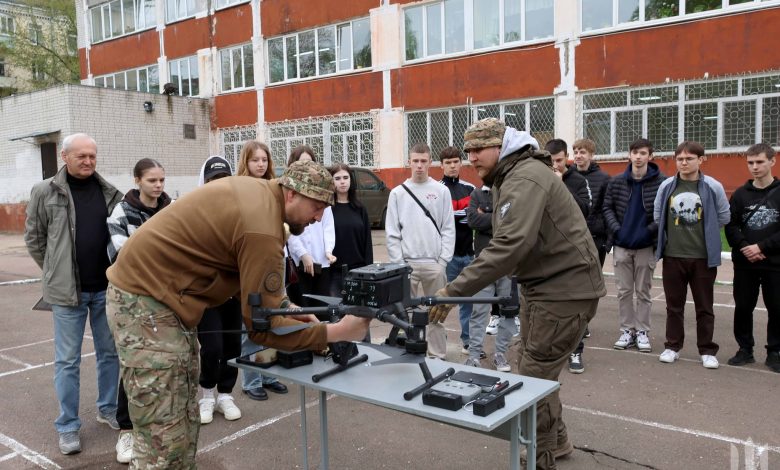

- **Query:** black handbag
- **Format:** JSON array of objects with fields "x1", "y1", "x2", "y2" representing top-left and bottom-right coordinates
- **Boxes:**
[{"x1": 285, "y1": 243, "x2": 299, "y2": 285}]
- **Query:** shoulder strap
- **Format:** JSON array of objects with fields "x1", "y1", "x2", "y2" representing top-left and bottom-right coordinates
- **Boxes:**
[
  {"x1": 400, "y1": 184, "x2": 441, "y2": 236},
  {"x1": 742, "y1": 185, "x2": 780, "y2": 227}
]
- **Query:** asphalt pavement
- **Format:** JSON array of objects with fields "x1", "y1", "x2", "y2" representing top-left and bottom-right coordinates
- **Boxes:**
[{"x1": 0, "y1": 232, "x2": 775, "y2": 470}]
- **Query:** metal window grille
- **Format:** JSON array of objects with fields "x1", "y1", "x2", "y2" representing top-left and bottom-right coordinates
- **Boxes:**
[
  {"x1": 219, "y1": 124, "x2": 258, "y2": 172},
  {"x1": 576, "y1": 71, "x2": 780, "y2": 159},
  {"x1": 405, "y1": 97, "x2": 555, "y2": 159},
  {"x1": 266, "y1": 112, "x2": 379, "y2": 169}
]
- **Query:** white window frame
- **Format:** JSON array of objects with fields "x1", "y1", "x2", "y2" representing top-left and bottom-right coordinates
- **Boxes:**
[
  {"x1": 0, "y1": 15, "x2": 14, "y2": 36},
  {"x1": 29, "y1": 23, "x2": 42, "y2": 45},
  {"x1": 214, "y1": 0, "x2": 250, "y2": 10},
  {"x1": 266, "y1": 16, "x2": 371, "y2": 85},
  {"x1": 165, "y1": 0, "x2": 204, "y2": 24},
  {"x1": 94, "y1": 64, "x2": 160, "y2": 93},
  {"x1": 579, "y1": 73, "x2": 780, "y2": 157},
  {"x1": 89, "y1": 0, "x2": 156, "y2": 45},
  {"x1": 219, "y1": 43, "x2": 254, "y2": 92},
  {"x1": 169, "y1": 55, "x2": 199, "y2": 96},
  {"x1": 402, "y1": 0, "x2": 554, "y2": 64},
  {"x1": 579, "y1": 0, "x2": 780, "y2": 35}
]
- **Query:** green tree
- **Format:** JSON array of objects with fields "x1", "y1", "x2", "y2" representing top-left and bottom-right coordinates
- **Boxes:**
[{"x1": 0, "y1": 0, "x2": 79, "y2": 91}]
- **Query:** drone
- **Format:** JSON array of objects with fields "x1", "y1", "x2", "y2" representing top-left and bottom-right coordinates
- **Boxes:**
[{"x1": 248, "y1": 263, "x2": 519, "y2": 400}]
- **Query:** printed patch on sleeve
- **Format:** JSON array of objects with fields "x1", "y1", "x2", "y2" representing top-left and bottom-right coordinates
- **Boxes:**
[
  {"x1": 264, "y1": 272, "x2": 283, "y2": 293},
  {"x1": 500, "y1": 202, "x2": 511, "y2": 219}
]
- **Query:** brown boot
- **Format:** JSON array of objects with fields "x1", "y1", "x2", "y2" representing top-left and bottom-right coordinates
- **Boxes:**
[{"x1": 519, "y1": 440, "x2": 574, "y2": 464}]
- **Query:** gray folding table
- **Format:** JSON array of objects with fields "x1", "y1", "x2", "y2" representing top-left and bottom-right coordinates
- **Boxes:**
[{"x1": 230, "y1": 344, "x2": 558, "y2": 470}]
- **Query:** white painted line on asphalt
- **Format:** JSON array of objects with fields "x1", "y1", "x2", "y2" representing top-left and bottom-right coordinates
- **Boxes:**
[
  {"x1": 0, "y1": 432, "x2": 60, "y2": 469},
  {"x1": 603, "y1": 293, "x2": 767, "y2": 312},
  {"x1": 198, "y1": 396, "x2": 329, "y2": 454},
  {"x1": 0, "y1": 353, "x2": 32, "y2": 368},
  {"x1": 565, "y1": 405, "x2": 779, "y2": 456},
  {"x1": 0, "y1": 451, "x2": 18, "y2": 462},
  {"x1": 0, "y1": 352, "x2": 95, "y2": 379},
  {"x1": 0, "y1": 278, "x2": 40, "y2": 286},
  {"x1": 585, "y1": 346, "x2": 778, "y2": 376},
  {"x1": 0, "y1": 339, "x2": 53, "y2": 353}
]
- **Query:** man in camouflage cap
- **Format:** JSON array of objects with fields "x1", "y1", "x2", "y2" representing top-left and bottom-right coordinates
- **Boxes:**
[
  {"x1": 429, "y1": 117, "x2": 606, "y2": 470},
  {"x1": 105, "y1": 161, "x2": 367, "y2": 468}
]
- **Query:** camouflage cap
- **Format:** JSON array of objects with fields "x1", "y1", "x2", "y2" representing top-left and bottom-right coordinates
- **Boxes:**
[
  {"x1": 279, "y1": 160, "x2": 335, "y2": 205},
  {"x1": 463, "y1": 117, "x2": 506, "y2": 151}
]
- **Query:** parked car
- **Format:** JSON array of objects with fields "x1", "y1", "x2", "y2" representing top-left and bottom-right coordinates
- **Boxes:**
[{"x1": 274, "y1": 166, "x2": 389, "y2": 228}]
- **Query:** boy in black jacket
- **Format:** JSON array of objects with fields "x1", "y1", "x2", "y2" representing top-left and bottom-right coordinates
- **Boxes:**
[{"x1": 725, "y1": 143, "x2": 780, "y2": 373}]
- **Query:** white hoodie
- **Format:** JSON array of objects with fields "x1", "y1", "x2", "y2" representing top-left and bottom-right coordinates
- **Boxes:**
[{"x1": 499, "y1": 127, "x2": 539, "y2": 160}]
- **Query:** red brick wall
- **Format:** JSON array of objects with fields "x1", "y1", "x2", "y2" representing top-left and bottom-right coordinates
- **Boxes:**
[
  {"x1": 0, "y1": 203, "x2": 27, "y2": 233},
  {"x1": 391, "y1": 45, "x2": 559, "y2": 110},
  {"x1": 261, "y1": 0, "x2": 376, "y2": 37}
]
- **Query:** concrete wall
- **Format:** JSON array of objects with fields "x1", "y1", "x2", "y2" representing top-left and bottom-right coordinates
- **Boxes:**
[{"x1": 0, "y1": 84, "x2": 212, "y2": 232}]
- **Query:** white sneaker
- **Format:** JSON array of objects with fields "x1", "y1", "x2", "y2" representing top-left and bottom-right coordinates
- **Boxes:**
[
  {"x1": 701, "y1": 355, "x2": 719, "y2": 369},
  {"x1": 513, "y1": 316, "x2": 520, "y2": 337},
  {"x1": 493, "y1": 352, "x2": 511, "y2": 372},
  {"x1": 614, "y1": 329, "x2": 635, "y2": 349},
  {"x1": 486, "y1": 315, "x2": 500, "y2": 335},
  {"x1": 659, "y1": 349, "x2": 679, "y2": 363},
  {"x1": 216, "y1": 395, "x2": 242, "y2": 421},
  {"x1": 636, "y1": 331, "x2": 652, "y2": 352},
  {"x1": 115, "y1": 431, "x2": 133, "y2": 464},
  {"x1": 199, "y1": 398, "x2": 215, "y2": 424}
]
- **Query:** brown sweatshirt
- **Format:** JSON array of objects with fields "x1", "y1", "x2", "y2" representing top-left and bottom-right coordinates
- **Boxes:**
[{"x1": 107, "y1": 176, "x2": 328, "y2": 351}]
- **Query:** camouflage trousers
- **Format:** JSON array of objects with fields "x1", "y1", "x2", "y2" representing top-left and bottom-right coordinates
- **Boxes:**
[{"x1": 106, "y1": 284, "x2": 200, "y2": 469}]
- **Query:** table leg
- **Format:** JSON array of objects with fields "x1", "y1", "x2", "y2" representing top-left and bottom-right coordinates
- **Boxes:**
[
  {"x1": 522, "y1": 403, "x2": 537, "y2": 470},
  {"x1": 320, "y1": 391, "x2": 329, "y2": 470},
  {"x1": 300, "y1": 386, "x2": 308, "y2": 470},
  {"x1": 510, "y1": 414, "x2": 520, "y2": 470}
]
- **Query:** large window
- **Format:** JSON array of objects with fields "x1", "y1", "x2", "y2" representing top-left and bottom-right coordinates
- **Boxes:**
[
  {"x1": 406, "y1": 98, "x2": 555, "y2": 158},
  {"x1": 404, "y1": 0, "x2": 553, "y2": 61},
  {"x1": 267, "y1": 17, "x2": 371, "y2": 84},
  {"x1": 0, "y1": 58, "x2": 6, "y2": 77},
  {"x1": 90, "y1": 0, "x2": 156, "y2": 44},
  {"x1": 166, "y1": 0, "x2": 205, "y2": 23},
  {"x1": 267, "y1": 113, "x2": 376, "y2": 168},
  {"x1": 28, "y1": 23, "x2": 42, "y2": 44},
  {"x1": 579, "y1": 74, "x2": 780, "y2": 156},
  {"x1": 220, "y1": 43, "x2": 253, "y2": 92},
  {"x1": 0, "y1": 15, "x2": 13, "y2": 35},
  {"x1": 581, "y1": 0, "x2": 770, "y2": 32},
  {"x1": 169, "y1": 55, "x2": 199, "y2": 96},
  {"x1": 94, "y1": 64, "x2": 160, "y2": 93}
]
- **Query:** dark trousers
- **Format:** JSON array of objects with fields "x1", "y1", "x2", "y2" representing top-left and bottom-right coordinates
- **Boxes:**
[
  {"x1": 518, "y1": 297, "x2": 599, "y2": 469},
  {"x1": 197, "y1": 298, "x2": 242, "y2": 393},
  {"x1": 733, "y1": 268, "x2": 780, "y2": 353},
  {"x1": 572, "y1": 241, "x2": 606, "y2": 355},
  {"x1": 116, "y1": 378, "x2": 132, "y2": 430},
  {"x1": 288, "y1": 267, "x2": 331, "y2": 307},
  {"x1": 662, "y1": 257, "x2": 719, "y2": 355}
]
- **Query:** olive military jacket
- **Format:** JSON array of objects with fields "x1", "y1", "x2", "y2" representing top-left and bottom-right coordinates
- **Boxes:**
[
  {"x1": 448, "y1": 147, "x2": 606, "y2": 301},
  {"x1": 107, "y1": 176, "x2": 328, "y2": 351}
]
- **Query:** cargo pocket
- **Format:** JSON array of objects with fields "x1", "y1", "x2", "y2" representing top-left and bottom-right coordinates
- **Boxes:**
[
  {"x1": 121, "y1": 349, "x2": 186, "y2": 427},
  {"x1": 525, "y1": 303, "x2": 581, "y2": 362}
]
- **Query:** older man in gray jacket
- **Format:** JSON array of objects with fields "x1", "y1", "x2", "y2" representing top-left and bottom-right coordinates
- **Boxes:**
[
  {"x1": 430, "y1": 118, "x2": 606, "y2": 470},
  {"x1": 24, "y1": 133, "x2": 122, "y2": 455}
]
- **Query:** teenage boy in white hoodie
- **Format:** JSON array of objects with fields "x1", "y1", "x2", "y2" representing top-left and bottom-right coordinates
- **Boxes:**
[{"x1": 385, "y1": 143, "x2": 455, "y2": 359}]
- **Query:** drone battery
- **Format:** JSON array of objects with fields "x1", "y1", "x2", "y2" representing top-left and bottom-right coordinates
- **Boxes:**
[
  {"x1": 472, "y1": 393, "x2": 506, "y2": 417},
  {"x1": 276, "y1": 350, "x2": 313, "y2": 369},
  {"x1": 422, "y1": 389, "x2": 463, "y2": 411}
]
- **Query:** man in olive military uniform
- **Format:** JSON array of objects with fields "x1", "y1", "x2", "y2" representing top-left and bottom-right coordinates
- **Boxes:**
[
  {"x1": 430, "y1": 119, "x2": 606, "y2": 470},
  {"x1": 106, "y1": 161, "x2": 370, "y2": 469}
]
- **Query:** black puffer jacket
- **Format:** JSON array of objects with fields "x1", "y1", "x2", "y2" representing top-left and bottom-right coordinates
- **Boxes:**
[
  {"x1": 603, "y1": 162, "x2": 666, "y2": 249},
  {"x1": 562, "y1": 166, "x2": 591, "y2": 218},
  {"x1": 575, "y1": 162, "x2": 611, "y2": 242}
]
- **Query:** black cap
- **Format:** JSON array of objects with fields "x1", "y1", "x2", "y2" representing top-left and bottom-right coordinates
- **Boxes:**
[{"x1": 203, "y1": 156, "x2": 232, "y2": 181}]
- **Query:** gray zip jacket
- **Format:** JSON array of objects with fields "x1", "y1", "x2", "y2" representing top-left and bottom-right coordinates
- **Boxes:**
[
  {"x1": 24, "y1": 166, "x2": 121, "y2": 306},
  {"x1": 653, "y1": 172, "x2": 730, "y2": 268}
]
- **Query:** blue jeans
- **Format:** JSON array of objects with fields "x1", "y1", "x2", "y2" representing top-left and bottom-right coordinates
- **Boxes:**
[
  {"x1": 51, "y1": 290, "x2": 119, "y2": 433},
  {"x1": 446, "y1": 255, "x2": 474, "y2": 345},
  {"x1": 240, "y1": 325, "x2": 278, "y2": 390}
]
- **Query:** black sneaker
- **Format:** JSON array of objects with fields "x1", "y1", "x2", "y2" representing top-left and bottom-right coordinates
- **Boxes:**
[
  {"x1": 568, "y1": 353, "x2": 584, "y2": 374},
  {"x1": 727, "y1": 349, "x2": 755, "y2": 366},
  {"x1": 766, "y1": 351, "x2": 780, "y2": 373}
]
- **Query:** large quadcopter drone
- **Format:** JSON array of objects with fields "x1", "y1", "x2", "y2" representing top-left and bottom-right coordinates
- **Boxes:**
[{"x1": 248, "y1": 263, "x2": 519, "y2": 400}]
